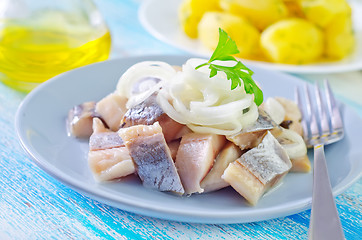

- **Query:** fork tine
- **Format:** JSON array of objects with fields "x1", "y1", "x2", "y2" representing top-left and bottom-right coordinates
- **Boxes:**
[
  {"x1": 295, "y1": 86, "x2": 309, "y2": 143},
  {"x1": 304, "y1": 83, "x2": 320, "y2": 145},
  {"x1": 314, "y1": 83, "x2": 330, "y2": 138},
  {"x1": 324, "y1": 79, "x2": 344, "y2": 134}
]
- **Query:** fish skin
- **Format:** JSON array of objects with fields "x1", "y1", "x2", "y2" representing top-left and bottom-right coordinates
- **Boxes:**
[
  {"x1": 175, "y1": 133, "x2": 226, "y2": 195},
  {"x1": 121, "y1": 94, "x2": 184, "y2": 142},
  {"x1": 119, "y1": 122, "x2": 185, "y2": 194},
  {"x1": 88, "y1": 118, "x2": 134, "y2": 181},
  {"x1": 239, "y1": 131, "x2": 291, "y2": 185},
  {"x1": 67, "y1": 101, "x2": 99, "y2": 138},
  {"x1": 121, "y1": 94, "x2": 163, "y2": 127},
  {"x1": 89, "y1": 118, "x2": 124, "y2": 151},
  {"x1": 227, "y1": 109, "x2": 281, "y2": 150},
  {"x1": 222, "y1": 131, "x2": 291, "y2": 205},
  {"x1": 89, "y1": 132, "x2": 124, "y2": 151}
]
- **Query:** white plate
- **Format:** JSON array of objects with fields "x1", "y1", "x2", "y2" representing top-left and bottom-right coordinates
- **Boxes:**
[
  {"x1": 139, "y1": 0, "x2": 362, "y2": 74},
  {"x1": 15, "y1": 55, "x2": 362, "y2": 224}
]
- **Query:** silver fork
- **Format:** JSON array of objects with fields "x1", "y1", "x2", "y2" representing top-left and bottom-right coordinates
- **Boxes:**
[{"x1": 296, "y1": 79, "x2": 345, "y2": 240}]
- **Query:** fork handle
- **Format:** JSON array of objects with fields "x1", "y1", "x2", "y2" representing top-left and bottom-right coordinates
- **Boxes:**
[{"x1": 308, "y1": 144, "x2": 345, "y2": 240}]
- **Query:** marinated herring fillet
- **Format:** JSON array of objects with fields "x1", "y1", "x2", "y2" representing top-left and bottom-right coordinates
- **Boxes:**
[
  {"x1": 88, "y1": 119, "x2": 134, "y2": 181},
  {"x1": 222, "y1": 131, "x2": 291, "y2": 205},
  {"x1": 89, "y1": 132, "x2": 124, "y2": 151},
  {"x1": 121, "y1": 94, "x2": 184, "y2": 142},
  {"x1": 289, "y1": 155, "x2": 311, "y2": 173},
  {"x1": 119, "y1": 122, "x2": 184, "y2": 194},
  {"x1": 167, "y1": 139, "x2": 181, "y2": 161},
  {"x1": 175, "y1": 132, "x2": 226, "y2": 194},
  {"x1": 275, "y1": 97, "x2": 303, "y2": 136},
  {"x1": 121, "y1": 94, "x2": 162, "y2": 127},
  {"x1": 90, "y1": 117, "x2": 124, "y2": 151},
  {"x1": 227, "y1": 109, "x2": 281, "y2": 150},
  {"x1": 95, "y1": 93, "x2": 128, "y2": 131},
  {"x1": 67, "y1": 101, "x2": 100, "y2": 138},
  {"x1": 88, "y1": 148, "x2": 135, "y2": 182},
  {"x1": 201, "y1": 142, "x2": 243, "y2": 193}
]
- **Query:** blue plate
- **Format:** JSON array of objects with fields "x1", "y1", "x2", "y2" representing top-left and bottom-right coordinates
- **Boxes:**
[{"x1": 15, "y1": 55, "x2": 362, "y2": 223}]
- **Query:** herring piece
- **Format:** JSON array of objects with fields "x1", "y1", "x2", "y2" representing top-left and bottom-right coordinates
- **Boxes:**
[
  {"x1": 167, "y1": 139, "x2": 180, "y2": 161},
  {"x1": 89, "y1": 132, "x2": 124, "y2": 151},
  {"x1": 275, "y1": 97, "x2": 303, "y2": 136},
  {"x1": 92, "y1": 117, "x2": 111, "y2": 133},
  {"x1": 227, "y1": 109, "x2": 281, "y2": 150},
  {"x1": 173, "y1": 125, "x2": 192, "y2": 140},
  {"x1": 89, "y1": 118, "x2": 124, "y2": 151},
  {"x1": 67, "y1": 101, "x2": 99, "y2": 138},
  {"x1": 119, "y1": 122, "x2": 184, "y2": 194},
  {"x1": 201, "y1": 142, "x2": 243, "y2": 193},
  {"x1": 88, "y1": 148, "x2": 134, "y2": 182},
  {"x1": 175, "y1": 132, "x2": 226, "y2": 194},
  {"x1": 290, "y1": 155, "x2": 311, "y2": 172},
  {"x1": 95, "y1": 93, "x2": 128, "y2": 131},
  {"x1": 88, "y1": 119, "x2": 134, "y2": 181},
  {"x1": 222, "y1": 131, "x2": 292, "y2": 205},
  {"x1": 121, "y1": 94, "x2": 184, "y2": 142},
  {"x1": 121, "y1": 94, "x2": 163, "y2": 127}
]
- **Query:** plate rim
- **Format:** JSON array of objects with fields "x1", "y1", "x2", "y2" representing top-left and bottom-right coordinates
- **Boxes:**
[{"x1": 15, "y1": 55, "x2": 362, "y2": 224}]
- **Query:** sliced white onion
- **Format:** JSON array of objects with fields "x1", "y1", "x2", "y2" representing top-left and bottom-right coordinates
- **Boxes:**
[
  {"x1": 262, "y1": 97, "x2": 286, "y2": 125},
  {"x1": 118, "y1": 58, "x2": 260, "y2": 136},
  {"x1": 157, "y1": 89, "x2": 188, "y2": 124},
  {"x1": 278, "y1": 128, "x2": 307, "y2": 159},
  {"x1": 238, "y1": 103, "x2": 259, "y2": 128},
  {"x1": 189, "y1": 88, "x2": 219, "y2": 109},
  {"x1": 157, "y1": 58, "x2": 258, "y2": 135},
  {"x1": 116, "y1": 61, "x2": 177, "y2": 108},
  {"x1": 126, "y1": 80, "x2": 164, "y2": 108},
  {"x1": 187, "y1": 119, "x2": 243, "y2": 135}
]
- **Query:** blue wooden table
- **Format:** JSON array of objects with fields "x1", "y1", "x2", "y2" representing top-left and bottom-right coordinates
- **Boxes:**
[{"x1": 1, "y1": 0, "x2": 361, "y2": 239}]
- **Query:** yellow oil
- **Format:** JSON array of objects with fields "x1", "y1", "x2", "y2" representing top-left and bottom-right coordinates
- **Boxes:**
[{"x1": 0, "y1": 26, "x2": 111, "y2": 92}]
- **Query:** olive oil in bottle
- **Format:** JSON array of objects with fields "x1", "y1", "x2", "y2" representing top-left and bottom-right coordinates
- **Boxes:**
[
  {"x1": 0, "y1": 26, "x2": 111, "y2": 92},
  {"x1": 0, "y1": 0, "x2": 111, "y2": 92}
]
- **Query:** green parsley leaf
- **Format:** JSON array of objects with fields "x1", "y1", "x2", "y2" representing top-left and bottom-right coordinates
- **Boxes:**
[{"x1": 195, "y1": 28, "x2": 263, "y2": 106}]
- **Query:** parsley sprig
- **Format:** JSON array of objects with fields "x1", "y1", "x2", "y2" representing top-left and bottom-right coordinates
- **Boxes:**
[{"x1": 195, "y1": 28, "x2": 263, "y2": 106}]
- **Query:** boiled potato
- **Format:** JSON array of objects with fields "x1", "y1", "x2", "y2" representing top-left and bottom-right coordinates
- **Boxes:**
[
  {"x1": 300, "y1": 0, "x2": 351, "y2": 28},
  {"x1": 219, "y1": 0, "x2": 288, "y2": 30},
  {"x1": 178, "y1": 0, "x2": 220, "y2": 38},
  {"x1": 260, "y1": 18, "x2": 323, "y2": 64},
  {"x1": 325, "y1": 13, "x2": 355, "y2": 59},
  {"x1": 283, "y1": 0, "x2": 305, "y2": 17},
  {"x1": 198, "y1": 12, "x2": 260, "y2": 59}
]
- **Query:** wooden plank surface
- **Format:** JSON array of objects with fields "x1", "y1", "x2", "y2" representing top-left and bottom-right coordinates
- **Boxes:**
[{"x1": 0, "y1": 0, "x2": 361, "y2": 239}]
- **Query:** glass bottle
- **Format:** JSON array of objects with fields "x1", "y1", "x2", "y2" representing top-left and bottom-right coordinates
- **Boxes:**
[{"x1": 0, "y1": 0, "x2": 111, "y2": 92}]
